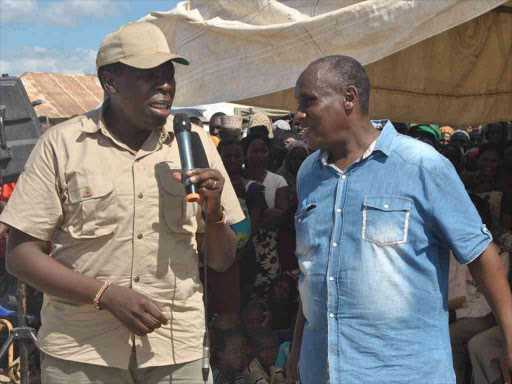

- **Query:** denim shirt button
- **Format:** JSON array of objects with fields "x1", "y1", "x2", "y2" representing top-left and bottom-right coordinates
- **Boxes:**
[
  {"x1": 329, "y1": 276, "x2": 334, "y2": 281},
  {"x1": 332, "y1": 242, "x2": 337, "y2": 247},
  {"x1": 336, "y1": 208, "x2": 341, "y2": 213},
  {"x1": 329, "y1": 312, "x2": 335, "y2": 318},
  {"x1": 341, "y1": 175, "x2": 347, "y2": 180}
]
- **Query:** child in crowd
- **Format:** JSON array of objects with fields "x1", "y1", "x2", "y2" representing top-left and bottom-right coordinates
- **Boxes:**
[
  {"x1": 215, "y1": 313, "x2": 242, "y2": 331},
  {"x1": 266, "y1": 274, "x2": 298, "y2": 333},
  {"x1": 210, "y1": 313, "x2": 243, "y2": 366},
  {"x1": 244, "y1": 328, "x2": 285, "y2": 384},
  {"x1": 241, "y1": 300, "x2": 271, "y2": 331},
  {"x1": 213, "y1": 329, "x2": 250, "y2": 384}
]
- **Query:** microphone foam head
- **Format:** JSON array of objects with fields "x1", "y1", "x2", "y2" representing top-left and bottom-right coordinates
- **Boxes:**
[{"x1": 173, "y1": 113, "x2": 191, "y2": 133}]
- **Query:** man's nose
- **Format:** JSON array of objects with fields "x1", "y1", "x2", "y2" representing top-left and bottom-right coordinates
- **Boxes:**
[
  {"x1": 155, "y1": 78, "x2": 172, "y2": 93},
  {"x1": 295, "y1": 110, "x2": 306, "y2": 122},
  {"x1": 157, "y1": 82, "x2": 172, "y2": 93},
  {"x1": 154, "y1": 69, "x2": 173, "y2": 92}
]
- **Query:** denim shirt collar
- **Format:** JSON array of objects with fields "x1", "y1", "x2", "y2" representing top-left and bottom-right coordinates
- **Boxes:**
[
  {"x1": 315, "y1": 120, "x2": 397, "y2": 167},
  {"x1": 371, "y1": 120, "x2": 396, "y2": 157}
]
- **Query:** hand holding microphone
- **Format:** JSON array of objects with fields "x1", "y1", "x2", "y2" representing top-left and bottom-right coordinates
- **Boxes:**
[
  {"x1": 173, "y1": 113, "x2": 200, "y2": 202},
  {"x1": 172, "y1": 113, "x2": 227, "y2": 382},
  {"x1": 172, "y1": 113, "x2": 224, "y2": 220}
]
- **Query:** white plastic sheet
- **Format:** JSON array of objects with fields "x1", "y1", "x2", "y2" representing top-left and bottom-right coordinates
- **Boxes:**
[{"x1": 142, "y1": 0, "x2": 511, "y2": 125}]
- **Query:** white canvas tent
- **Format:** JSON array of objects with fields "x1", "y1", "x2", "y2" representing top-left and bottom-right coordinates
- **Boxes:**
[{"x1": 142, "y1": 0, "x2": 512, "y2": 125}]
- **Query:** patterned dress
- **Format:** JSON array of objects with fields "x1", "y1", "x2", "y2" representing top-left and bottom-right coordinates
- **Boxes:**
[
  {"x1": 249, "y1": 172, "x2": 287, "y2": 298},
  {"x1": 252, "y1": 226, "x2": 280, "y2": 297}
]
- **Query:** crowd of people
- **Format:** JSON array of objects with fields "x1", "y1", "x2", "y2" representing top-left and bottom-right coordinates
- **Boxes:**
[
  {"x1": 199, "y1": 117, "x2": 512, "y2": 384},
  {"x1": 1, "y1": 107, "x2": 511, "y2": 383},
  {"x1": 0, "y1": 20, "x2": 511, "y2": 384}
]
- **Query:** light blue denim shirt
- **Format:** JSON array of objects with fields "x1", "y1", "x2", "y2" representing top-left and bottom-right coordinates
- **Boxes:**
[{"x1": 295, "y1": 122, "x2": 492, "y2": 384}]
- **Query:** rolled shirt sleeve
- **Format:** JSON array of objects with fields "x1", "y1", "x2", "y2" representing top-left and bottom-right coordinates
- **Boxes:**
[
  {"x1": 0, "y1": 133, "x2": 63, "y2": 241},
  {"x1": 195, "y1": 127, "x2": 245, "y2": 228},
  {"x1": 429, "y1": 156, "x2": 492, "y2": 264}
]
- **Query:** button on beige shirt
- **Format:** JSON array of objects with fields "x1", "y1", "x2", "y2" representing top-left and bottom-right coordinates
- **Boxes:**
[{"x1": 0, "y1": 104, "x2": 245, "y2": 369}]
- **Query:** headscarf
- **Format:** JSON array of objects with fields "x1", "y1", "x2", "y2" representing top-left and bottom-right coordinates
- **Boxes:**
[
  {"x1": 452, "y1": 130, "x2": 470, "y2": 141},
  {"x1": 440, "y1": 126, "x2": 454, "y2": 135},
  {"x1": 249, "y1": 112, "x2": 273, "y2": 138},
  {"x1": 411, "y1": 124, "x2": 442, "y2": 142},
  {"x1": 272, "y1": 120, "x2": 291, "y2": 132}
]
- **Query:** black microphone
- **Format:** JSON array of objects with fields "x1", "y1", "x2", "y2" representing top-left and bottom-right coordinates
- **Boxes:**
[{"x1": 173, "y1": 113, "x2": 200, "y2": 203}]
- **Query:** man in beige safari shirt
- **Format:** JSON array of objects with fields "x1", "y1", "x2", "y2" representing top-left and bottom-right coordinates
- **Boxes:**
[{"x1": 1, "y1": 22, "x2": 244, "y2": 384}]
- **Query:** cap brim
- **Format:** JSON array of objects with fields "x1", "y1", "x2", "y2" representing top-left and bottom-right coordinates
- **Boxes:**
[{"x1": 120, "y1": 52, "x2": 189, "y2": 69}]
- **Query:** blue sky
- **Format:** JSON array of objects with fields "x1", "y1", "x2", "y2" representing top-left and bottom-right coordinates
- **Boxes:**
[{"x1": 0, "y1": 0, "x2": 181, "y2": 76}]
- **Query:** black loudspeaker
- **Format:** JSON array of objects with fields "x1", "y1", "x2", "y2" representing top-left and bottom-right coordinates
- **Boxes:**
[{"x1": 0, "y1": 75, "x2": 41, "y2": 184}]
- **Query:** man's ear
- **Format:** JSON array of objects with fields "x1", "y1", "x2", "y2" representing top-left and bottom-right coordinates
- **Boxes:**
[
  {"x1": 102, "y1": 71, "x2": 117, "y2": 96},
  {"x1": 343, "y1": 86, "x2": 358, "y2": 110}
]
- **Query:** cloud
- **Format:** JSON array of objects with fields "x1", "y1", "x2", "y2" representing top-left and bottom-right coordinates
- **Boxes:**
[
  {"x1": 0, "y1": 46, "x2": 97, "y2": 76},
  {"x1": 0, "y1": 0, "x2": 130, "y2": 26},
  {"x1": 40, "y1": 0, "x2": 130, "y2": 27},
  {"x1": 0, "y1": 0, "x2": 37, "y2": 24}
]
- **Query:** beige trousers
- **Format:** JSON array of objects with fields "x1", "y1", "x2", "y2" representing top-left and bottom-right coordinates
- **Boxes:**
[{"x1": 41, "y1": 351, "x2": 213, "y2": 384}]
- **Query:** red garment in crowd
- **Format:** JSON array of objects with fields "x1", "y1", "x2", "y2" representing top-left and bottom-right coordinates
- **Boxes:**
[
  {"x1": 0, "y1": 183, "x2": 15, "y2": 202},
  {"x1": 0, "y1": 182, "x2": 15, "y2": 260}
]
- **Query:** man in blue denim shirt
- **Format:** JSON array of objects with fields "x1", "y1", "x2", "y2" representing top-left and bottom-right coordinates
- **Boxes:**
[{"x1": 285, "y1": 56, "x2": 512, "y2": 384}]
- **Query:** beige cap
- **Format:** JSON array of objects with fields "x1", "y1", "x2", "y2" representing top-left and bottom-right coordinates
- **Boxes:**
[
  {"x1": 96, "y1": 22, "x2": 189, "y2": 69},
  {"x1": 221, "y1": 115, "x2": 243, "y2": 130}
]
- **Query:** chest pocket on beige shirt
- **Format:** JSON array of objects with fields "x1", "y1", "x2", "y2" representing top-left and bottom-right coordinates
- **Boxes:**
[
  {"x1": 67, "y1": 174, "x2": 118, "y2": 239},
  {"x1": 157, "y1": 163, "x2": 199, "y2": 234}
]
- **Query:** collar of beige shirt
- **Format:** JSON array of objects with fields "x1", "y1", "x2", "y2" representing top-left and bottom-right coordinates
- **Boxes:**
[{"x1": 77, "y1": 101, "x2": 175, "y2": 152}]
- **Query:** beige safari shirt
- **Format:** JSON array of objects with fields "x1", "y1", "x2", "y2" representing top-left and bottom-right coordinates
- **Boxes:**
[{"x1": 0, "y1": 104, "x2": 245, "y2": 369}]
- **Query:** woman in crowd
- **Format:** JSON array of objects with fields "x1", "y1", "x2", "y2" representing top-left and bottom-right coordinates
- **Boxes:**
[
  {"x1": 218, "y1": 138, "x2": 268, "y2": 307},
  {"x1": 462, "y1": 143, "x2": 512, "y2": 229},
  {"x1": 482, "y1": 122, "x2": 509, "y2": 146},
  {"x1": 276, "y1": 141, "x2": 309, "y2": 275},
  {"x1": 243, "y1": 133, "x2": 289, "y2": 297},
  {"x1": 440, "y1": 126, "x2": 454, "y2": 146},
  {"x1": 272, "y1": 120, "x2": 292, "y2": 140},
  {"x1": 451, "y1": 130, "x2": 470, "y2": 153},
  {"x1": 439, "y1": 144, "x2": 465, "y2": 175},
  {"x1": 248, "y1": 112, "x2": 274, "y2": 138}
]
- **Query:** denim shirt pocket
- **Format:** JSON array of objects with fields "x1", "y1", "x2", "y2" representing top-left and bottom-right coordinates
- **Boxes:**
[
  {"x1": 295, "y1": 201, "x2": 317, "y2": 259},
  {"x1": 362, "y1": 196, "x2": 412, "y2": 246}
]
